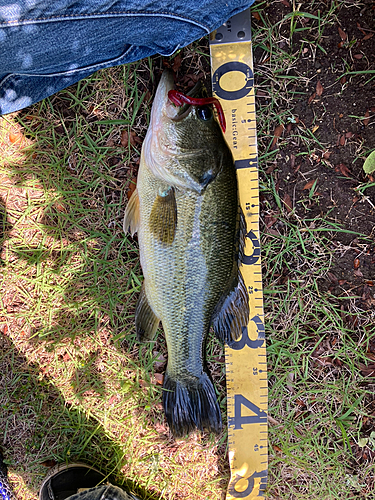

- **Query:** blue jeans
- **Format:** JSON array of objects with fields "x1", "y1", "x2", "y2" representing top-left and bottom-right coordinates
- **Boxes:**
[{"x1": 0, "y1": 0, "x2": 255, "y2": 115}]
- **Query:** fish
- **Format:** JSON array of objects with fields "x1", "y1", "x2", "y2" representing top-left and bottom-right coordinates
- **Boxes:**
[{"x1": 123, "y1": 70, "x2": 249, "y2": 438}]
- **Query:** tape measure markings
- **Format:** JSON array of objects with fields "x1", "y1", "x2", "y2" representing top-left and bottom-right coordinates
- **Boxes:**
[{"x1": 210, "y1": 8, "x2": 268, "y2": 500}]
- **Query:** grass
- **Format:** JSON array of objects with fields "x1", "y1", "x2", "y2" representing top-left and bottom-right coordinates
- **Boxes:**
[
  {"x1": 1, "y1": 1, "x2": 375, "y2": 499},
  {"x1": 252, "y1": 1, "x2": 375, "y2": 498}
]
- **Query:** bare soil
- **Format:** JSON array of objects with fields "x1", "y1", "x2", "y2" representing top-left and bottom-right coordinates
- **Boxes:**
[{"x1": 254, "y1": 0, "x2": 375, "y2": 308}]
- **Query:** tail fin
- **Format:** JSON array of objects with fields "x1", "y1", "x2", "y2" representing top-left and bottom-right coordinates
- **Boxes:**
[{"x1": 162, "y1": 371, "x2": 222, "y2": 438}]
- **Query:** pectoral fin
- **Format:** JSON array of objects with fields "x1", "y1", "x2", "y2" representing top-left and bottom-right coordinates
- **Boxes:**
[
  {"x1": 211, "y1": 270, "x2": 249, "y2": 344},
  {"x1": 123, "y1": 188, "x2": 140, "y2": 236},
  {"x1": 135, "y1": 283, "x2": 160, "y2": 341},
  {"x1": 149, "y1": 187, "x2": 177, "y2": 245}
]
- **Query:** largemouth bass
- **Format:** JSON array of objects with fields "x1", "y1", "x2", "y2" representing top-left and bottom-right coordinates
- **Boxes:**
[{"x1": 124, "y1": 70, "x2": 249, "y2": 438}]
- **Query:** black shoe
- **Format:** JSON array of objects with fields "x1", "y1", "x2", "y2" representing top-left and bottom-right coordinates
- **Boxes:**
[
  {"x1": 39, "y1": 463, "x2": 107, "y2": 500},
  {"x1": 0, "y1": 451, "x2": 13, "y2": 500}
]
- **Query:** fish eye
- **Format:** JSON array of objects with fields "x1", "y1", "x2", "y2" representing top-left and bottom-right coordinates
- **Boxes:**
[{"x1": 197, "y1": 105, "x2": 212, "y2": 121}]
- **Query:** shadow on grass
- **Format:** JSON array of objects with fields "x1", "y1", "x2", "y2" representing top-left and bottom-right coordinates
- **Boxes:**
[
  {"x1": 0, "y1": 333, "x2": 155, "y2": 500},
  {"x1": 0, "y1": 197, "x2": 155, "y2": 499}
]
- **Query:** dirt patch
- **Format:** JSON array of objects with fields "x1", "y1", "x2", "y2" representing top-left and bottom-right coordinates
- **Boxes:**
[{"x1": 254, "y1": 0, "x2": 375, "y2": 310}]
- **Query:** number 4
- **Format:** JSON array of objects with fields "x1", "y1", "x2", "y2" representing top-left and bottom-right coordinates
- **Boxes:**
[{"x1": 229, "y1": 394, "x2": 267, "y2": 429}]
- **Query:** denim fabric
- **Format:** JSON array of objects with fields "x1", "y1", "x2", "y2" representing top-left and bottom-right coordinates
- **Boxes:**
[
  {"x1": 66, "y1": 484, "x2": 140, "y2": 500},
  {"x1": 0, "y1": 0, "x2": 256, "y2": 115}
]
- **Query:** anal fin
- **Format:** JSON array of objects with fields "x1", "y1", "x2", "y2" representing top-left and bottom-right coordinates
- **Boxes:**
[
  {"x1": 211, "y1": 270, "x2": 249, "y2": 345},
  {"x1": 135, "y1": 283, "x2": 160, "y2": 341}
]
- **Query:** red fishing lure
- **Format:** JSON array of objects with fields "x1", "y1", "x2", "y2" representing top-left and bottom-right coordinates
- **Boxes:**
[{"x1": 168, "y1": 90, "x2": 226, "y2": 133}]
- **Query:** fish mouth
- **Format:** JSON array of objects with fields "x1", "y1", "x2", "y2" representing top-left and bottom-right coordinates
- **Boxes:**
[
  {"x1": 150, "y1": 71, "x2": 225, "y2": 133},
  {"x1": 172, "y1": 81, "x2": 204, "y2": 119},
  {"x1": 152, "y1": 70, "x2": 204, "y2": 124}
]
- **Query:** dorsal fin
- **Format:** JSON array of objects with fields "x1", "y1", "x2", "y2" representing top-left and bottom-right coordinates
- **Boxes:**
[{"x1": 123, "y1": 188, "x2": 140, "y2": 236}]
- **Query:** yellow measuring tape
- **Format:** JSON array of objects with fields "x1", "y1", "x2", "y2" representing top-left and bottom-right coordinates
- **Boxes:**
[{"x1": 209, "y1": 9, "x2": 268, "y2": 499}]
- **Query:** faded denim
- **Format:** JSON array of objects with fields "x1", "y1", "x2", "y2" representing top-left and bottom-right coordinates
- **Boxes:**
[{"x1": 0, "y1": 0, "x2": 256, "y2": 114}]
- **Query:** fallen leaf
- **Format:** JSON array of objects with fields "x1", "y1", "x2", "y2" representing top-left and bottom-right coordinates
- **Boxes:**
[
  {"x1": 131, "y1": 130, "x2": 142, "y2": 145},
  {"x1": 363, "y1": 33, "x2": 374, "y2": 41},
  {"x1": 9, "y1": 131, "x2": 22, "y2": 143},
  {"x1": 154, "y1": 373, "x2": 164, "y2": 385},
  {"x1": 364, "y1": 110, "x2": 370, "y2": 127},
  {"x1": 354, "y1": 268, "x2": 363, "y2": 277},
  {"x1": 340, "y1": 76, "x2": 347, "y2": 85},
  {"x1": 281, "y1": 0, "x2": 290, "y2": 7},
  {"x1": 339, "y1": 135, "x2": 346, "y2": 146},
  {"x1": 338, "y1": 26, "x2": 347, "y2": 41},
  {"x1": 308, "y1": 92, "x2": 316, "y2": 104},
  {"x1": 335, "y1": 163, "x2": 351, "y2": 177},
  {"x1": 354, "y1": 258, "x2": 360, "y2": 270},
  {"x1": 327, "y1": 272, "x2": 338, "y2": 283},
  {"x1": 303, "y1": 179, "x2": 317, "y2": 190},
  {"x1": 120, "y1": 130, "x2": 128, "y2": 147},
  {"x1": 265, "y1": 164, "x2": 277, "y2": 174},
  {"x1": 358, "y1": 438, "x2": 369, "y2": 448},
  {"x1": 41, "y1": 460, "x2": 57, "y2": 468},
  {"x1": 290, "y1": 154, "x2": 296, "y2": 169},
  {"x1": 54, "y1": 203, "x2": 66, "y2": 213},
  {"x1": 271, "y1": 124, "x2": 284, "y2": 149},
  {"x1": 127, "y1": 177, "x2": 137, "y2": 200},
  {"x1": 354, "y1": 54, "x2": 363, "y2": 59},
  {"x1": 265, "y1": 214, "x2": 278, "y2": 228},
  {"x1": 63, "y1": 353, "x2": 70, "y2": 362},
  {"x1": 283, "y1": 193, "x2": 293, "y2": 213},
  {"x1": 360, "y1": 363, "x2": 375, "y2": 377},
  {"x1": 363, "y1": 150, "x2": 375, "y2": 174},
  {"x1": 154, "y1": 353, "x2": 166, "y2": 371},
  {"x1": 316, "y1": 80, "x2": 324, "y2": 96},
  {"x1": 120, "y1": 130, "x2": 142, "y2": 147},
  {"x1": 356, "y1": 22, "x2": 366, "y2": 34},
  {"x1": 171, "y1": 53, "x2": 182, "y2": 72},
  {"x1": 252, "y1": 11, "x2": 261, "y2": 21}
]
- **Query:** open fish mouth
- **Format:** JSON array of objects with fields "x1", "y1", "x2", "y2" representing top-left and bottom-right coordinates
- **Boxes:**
[
  {"x1": 168, "y1": 87, "x2": 226, "y2": 132},
  {"x1": 153, "y1": 70, "x2": 226, "y2": 132}
]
